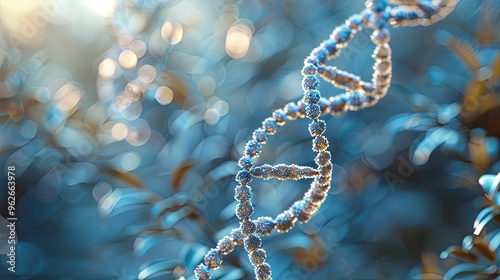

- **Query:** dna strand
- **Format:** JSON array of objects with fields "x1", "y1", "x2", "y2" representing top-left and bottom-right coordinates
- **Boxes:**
[{"x1": 195, "y1": 1, "x2": 458, "y2": 279}]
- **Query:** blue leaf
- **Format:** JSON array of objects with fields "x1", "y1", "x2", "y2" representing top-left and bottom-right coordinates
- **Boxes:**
[
  {"x1": 99, "y1": 190, "x2": 160, "y2": 218},
  {"x1": 161, "y1": 207, "x2": 193, "y2": 228},
  {"x1": 386, "y1": 113, "x2": 437, "y2": 133},
  {"x1": 443, "y1": 263, "x2": 485, "y2": 280},
  {"x1": 473, "y1": 206, "x2": 500, "y2": 235},
  {"x1": 138, "y1": 259, "x2": 179, "y2": 280},
  {"x1": 479, "y1": 173, "x2": 500, "y2": 197},
  {"x1": 151, "y1": 193, "x2": 190, "y2": 218},
  {"x1": 180, "y1": 244, "x2": 208, "y2": 271}
]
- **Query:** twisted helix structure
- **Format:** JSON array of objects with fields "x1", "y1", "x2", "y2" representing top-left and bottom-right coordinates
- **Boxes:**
[{"x1": 195, "y1": 1, "x2": 458, "y2": 279}]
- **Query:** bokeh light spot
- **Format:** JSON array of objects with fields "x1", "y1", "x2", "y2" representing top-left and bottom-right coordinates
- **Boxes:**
[
  {"x1": 225, "y1": 23, "x2": 252, "y2": 59},
  {"x1": 120, "y1": 152, "x2": 141, "y2": 171},
  {"x1": 161, "y1": 21, "x2": 183, "y2": 45},
  {"x1": 138, "y1": 64, "x2": 156, "y2": 84},
  {"x1": 204, "y1": 108, "x2": 220, "y2": 125},
  {"x1": 129, "y1": 40, "x2": 147, "y2": 58},
  {"x1": 98, "y1": 58, "x2": 116, "y2": 79},
  {"x1": 118, "y1": 50, "x2": 138, "y2": 70},
  {"x1": 85, "y1": 0, "x2": 115, "y2": 17},
  {"x1": 53, "y1": 83, "x2": 82, "y2": 112},
  {"x1": 155, "y1": 86, "x2": 174, "y2": 105},
  {"x1": 111, "y1": 122, "x2": 129, "y2": 141},
  {"x1": 197, "y1": 76, "x2": 216, "y2": 96}
]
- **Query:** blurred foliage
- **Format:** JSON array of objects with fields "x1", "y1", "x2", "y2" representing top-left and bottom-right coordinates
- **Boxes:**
[
  {"x1": 0, "y1": 0, "x2": 499, "y2": 279},
  {"x1": 413, "y1": 173, "x2": 500, "y2": 280}
]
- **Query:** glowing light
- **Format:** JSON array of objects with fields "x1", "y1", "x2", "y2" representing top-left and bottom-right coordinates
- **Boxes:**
[
  {"x1": 85, "y1": 0, "x2": 115, "y2": 17},
  {"x1": 161, "y1": 21, "x2": 183, "y2": 45},
  {"x1": 138, "y1": 65, "x2": 156, "y2": 84},
  {"x1": 123, "y1": 101, "x2": 142, "y2": 121},
  {"x1": 53, "y1": 83, "x2": 82, "y2": 111},
  {"x1": 118, "y1": 50, "x2": 138, "y2": 69},
  {"x1": 129, "y1": 12, "x2": 147, "y2": 33},
  {"x1": 111, "y1": 96, "x2": 132, "y2": 111},
  {"x1": 213, "y1": 100, "x2": 229, "y2": 116},
  {"x1": 225, "y1": 23, "x2": 252, "y2": 59},
  {"x1": 111, "y1": 122, "x2": 129, "y2": 140},
  {"x1": 125, "y1": 119, "x2": 151, "y2": 147},
  {"x1": 197, "y1": 76, "x2": 216, "y2": 96},
  {"x1": 155, "y1": 86, "x2": 174, "y2": 105},
  {"x1": 204, "y1": 108, "x2": 220, "y2": 125},
  {"x1": 98, "y1": 58, "x2": 116, "y2": 79},
  {"x1": 120, "y1": 152, "x2": 141, "y2": 171},
  {"x1": 129, "y1": 40, "x2": 147, "y2": 58}
]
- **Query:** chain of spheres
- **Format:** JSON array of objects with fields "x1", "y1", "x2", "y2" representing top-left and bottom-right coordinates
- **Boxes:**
[{"x1": 194, "y1": 0, "x2": 457, "y2": 279}]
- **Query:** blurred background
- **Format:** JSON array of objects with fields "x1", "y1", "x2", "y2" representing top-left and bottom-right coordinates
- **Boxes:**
[{"x1": 0, "y1": 0, "x2": 499, "y2": 279}]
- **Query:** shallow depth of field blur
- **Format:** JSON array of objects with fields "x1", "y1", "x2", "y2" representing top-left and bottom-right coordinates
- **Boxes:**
[{"x1": 0, "y1": 0, "x2": 500, "y2": 279}]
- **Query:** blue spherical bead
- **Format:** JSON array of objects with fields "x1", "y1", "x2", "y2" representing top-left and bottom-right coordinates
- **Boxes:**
[
  {"x1": 272, "y1": 109, "x2": 286, "y2": 126},
  {"x1": 217, "y1": 236, "x2": 234, "y2": 255},
  {"x1": 230, "y1": 228, "x2": 244, "y2": 245},
  {"x1": 392, "y1": 8, "x2": 406, "y2": 21},
  {"x1": 290, "y1": 200, "x2": 310, "y2": 223},
  {"x1": 304, "y1": 56, "x2": 319, "y2": 67},
  {"x1": 305, "y1": 103, "x2": 321, "y2": 119},
  {"x1": 252, "y1": 128, "x2": 267, "y2": 144},
  {"x1": 347, "y1": 92, "x2": 367, "y2": 111},
  {"x1": 245, "y1": 140, "x2": 262, "y2": 157},
  {"x1": 241, "y1": 219, "x2": 256, "y2": 235},
  {"x1": 238, "y1": 156, "x2": 253, "y2": 169},
  {"x1": 234, "y1": 185, "x2": 252, "y2": 202},
  {"x1": 262, "y1": 118, "x2": 277, "y2": 135},
  {"x1": 332, "y1": 24, "x2": 352, "y2": 43},
  {"x1": 244, "y1": 234, "x2": 262, "y2": 252},
  {"x1": 302, "y1": 64, "x2": 317, "y2": 75},
  {"x1": 322, "y1": 39, "x2": 338, "y2": 57},
  {"x1": 313, "y1": 47, "x2": 328, "y2": 63},
  {"x1": 255, "y1": 216, "x2": 275, "y2": 236},
  {"x1": 302, "y1": 74, "x2": 320, "y2": 90},
  {"x1": 369, "y1": 8, "x2": 390, "y2": 29},
  {"x1": 285, "y1": 102, "x2": 300, "y2": 120},
  {"x1": 250, "y1": 248, "x2": 267, "y2": 266},
  {"x1": 367, "y1": 0, "x2": 387, "y2": 12},
  {"x1": 236, "y1": 170, "x2": 252, "y2": 184},
  {"x1": 314, "y1": 151, "x2": 331, "y2": 167},
  {"x1": 303, "y1": 89, "x2": 321, "y2": 104},
  {"x1": 312, "y1": 136, "x2": 329, "y2": 152},
  {"x1": 275, "y1": 211, "x2": 295, "y2": 233},
  {"x1": 255, "y1": 263, "x2": 272, "y2": 280},
  {"x1": 407, "y1": 9, "x2": 419, "y2": 20},
  {"x1": 194, "y1": 264, "x2": 210, "y2": 280},
  {"x1": 346, "y1": 14, "x2": 362, "y2": 29},
  {"x1": 308, "y1": 120, "x2": 326, "y2": 136},
  {"x1": 236, "y1": 201, "x2": 254, "y2": 219},
  {"x1": 204, "y1": 248, "x2": 222, "y2": 269}
]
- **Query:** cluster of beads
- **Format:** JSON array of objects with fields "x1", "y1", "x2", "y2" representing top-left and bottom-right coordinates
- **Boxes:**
[{"x1": 194, "y1": 0, "x2": 456, "y2": 279}]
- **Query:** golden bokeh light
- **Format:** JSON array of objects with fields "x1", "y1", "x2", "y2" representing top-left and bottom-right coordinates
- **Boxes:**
[
  {"x1": 53, "y1": 83, "x2": 82, "y2": 111},
  {"x1": 111, "y1": 122, "x2": 129, "y2": 141},
  {"x1": 225, "y1": 23, "x2": 252, "y2": 59},
  {"x1": 138, "y1": 65, "x2": 157, "y2": 84},
  {"x1": 155, "y1": 86, "x2": 174, "y2": 105},
  {"x1": 85, "y1": 0, "x2": 115, "y2": 17},
  {"x1": 197, "y1": 76, "x2": 216, "y2": 96},
  {"x1": 160, "y1": 21, "x2": 183, "y2": 45},
  {"x1": 204, "y1": 108, "x2": 220, "y2": 125},
  {"x1": 98, "y1": 58, "x2": 116, "y2": 79},
  {"x1": 129, "y1": 40, "x2": 147, "y2": 58},
  {"x1": 118, "y1": 50, "x2": 138, "y2": 70}
]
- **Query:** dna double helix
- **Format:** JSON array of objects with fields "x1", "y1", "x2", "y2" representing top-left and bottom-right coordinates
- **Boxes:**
[{"x1": 195, "y1": 1, "x2": 458, "y2": 279}]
